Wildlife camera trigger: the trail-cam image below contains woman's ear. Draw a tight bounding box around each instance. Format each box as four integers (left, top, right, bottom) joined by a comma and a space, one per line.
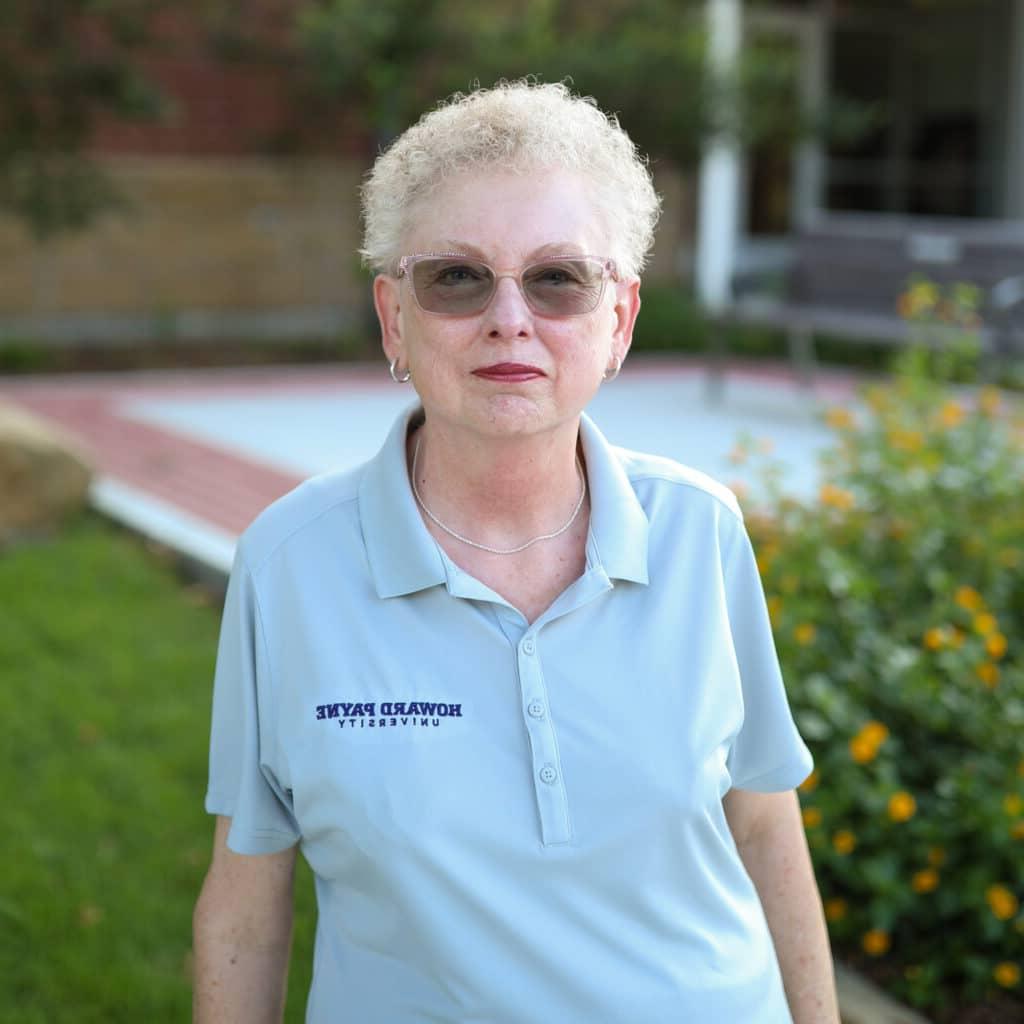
374, 274, 405, 367
611, 277, 641, 364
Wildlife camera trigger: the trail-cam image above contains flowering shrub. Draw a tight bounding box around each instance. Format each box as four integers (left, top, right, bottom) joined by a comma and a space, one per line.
743, 324, 1024, 1012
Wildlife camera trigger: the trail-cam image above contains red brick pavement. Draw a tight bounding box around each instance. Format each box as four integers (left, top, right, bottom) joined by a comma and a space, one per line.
0, 367, 384, 535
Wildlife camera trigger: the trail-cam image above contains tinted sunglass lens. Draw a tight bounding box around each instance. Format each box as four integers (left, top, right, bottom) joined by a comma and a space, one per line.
523, 260, 604, 315
411, 259, 494, 313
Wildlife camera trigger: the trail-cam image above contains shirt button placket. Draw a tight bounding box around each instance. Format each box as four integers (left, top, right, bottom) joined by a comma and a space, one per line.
518, 634, 570, 845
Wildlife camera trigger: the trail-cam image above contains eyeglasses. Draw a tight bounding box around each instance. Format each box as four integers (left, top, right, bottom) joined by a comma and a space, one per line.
396, 253, 619, 317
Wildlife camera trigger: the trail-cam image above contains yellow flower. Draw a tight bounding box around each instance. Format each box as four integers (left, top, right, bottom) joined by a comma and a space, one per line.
766, 595, 782, 627
888, 791, 917, 823
978, 387, 1001, 416
888, 428, 924, 453
819, 484, 855, 510
824, 898, 848, 922
948, 627, 965, 649
799, 770, 820, 794
923, 627, 946, 651
862, 929, 891, 956
1012, 821, 1024, 841
976, 662, 1001, 689
1004, 795, 1023, 818
974, 612, 998, 636
993, 962, 1020, 988
802, 808, 823, 828
986, 884, 1020, 921
912, 869, 939, 893
986, 633, 1008, 660
849, 736, 878, 764
927, 846, 947, 867
794, 623, 817, 646
825, 407, 855, 430
939, 401, 965, 428
832, 830, 857, 855
862, 721, 889, 747
955, 586, 984, 611
848, 721, 889, 765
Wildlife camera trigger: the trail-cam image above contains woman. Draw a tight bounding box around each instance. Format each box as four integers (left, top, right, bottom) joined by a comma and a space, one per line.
193, 81, 840, 1023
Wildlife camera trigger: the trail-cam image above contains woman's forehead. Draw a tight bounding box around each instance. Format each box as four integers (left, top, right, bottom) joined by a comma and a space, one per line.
419, 239, 590, 261
402, 168, 610, 260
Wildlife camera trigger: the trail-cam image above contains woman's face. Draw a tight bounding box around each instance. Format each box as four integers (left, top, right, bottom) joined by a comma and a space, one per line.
374, 168, 640, 446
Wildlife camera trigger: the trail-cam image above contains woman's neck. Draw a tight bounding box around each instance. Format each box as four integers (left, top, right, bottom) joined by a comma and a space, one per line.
407, 417, 586, 544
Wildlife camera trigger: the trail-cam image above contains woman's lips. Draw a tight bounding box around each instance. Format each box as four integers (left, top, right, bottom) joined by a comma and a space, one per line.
472, 363, 546, 382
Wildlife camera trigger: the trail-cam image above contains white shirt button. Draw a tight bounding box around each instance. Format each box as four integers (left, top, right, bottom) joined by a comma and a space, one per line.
539, 764, 558, 785
527, 701, 545, 719
522, 638, 536, 656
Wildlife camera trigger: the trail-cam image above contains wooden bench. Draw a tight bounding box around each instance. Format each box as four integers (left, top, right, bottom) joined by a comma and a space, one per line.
712, 213, 1024, 387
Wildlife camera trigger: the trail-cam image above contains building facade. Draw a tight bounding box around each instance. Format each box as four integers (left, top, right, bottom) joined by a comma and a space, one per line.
697, 0, 1024, 309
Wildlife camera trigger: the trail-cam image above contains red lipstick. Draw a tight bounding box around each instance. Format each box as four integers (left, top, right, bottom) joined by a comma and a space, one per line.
472, 362, 545, 382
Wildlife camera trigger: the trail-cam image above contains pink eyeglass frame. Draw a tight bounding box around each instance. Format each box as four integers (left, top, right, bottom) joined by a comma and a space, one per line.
395, 252, 620, 317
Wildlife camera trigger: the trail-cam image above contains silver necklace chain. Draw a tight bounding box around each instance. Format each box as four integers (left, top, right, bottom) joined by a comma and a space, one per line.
411, 436, 587, 555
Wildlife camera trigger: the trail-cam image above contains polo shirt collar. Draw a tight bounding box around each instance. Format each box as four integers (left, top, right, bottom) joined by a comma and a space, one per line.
359, 404, 448, 598
578, 412, 649, 585
359, 406, 650, 598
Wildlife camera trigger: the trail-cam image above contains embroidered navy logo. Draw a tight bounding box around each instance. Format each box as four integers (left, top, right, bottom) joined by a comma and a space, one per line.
314, 700, 463, 730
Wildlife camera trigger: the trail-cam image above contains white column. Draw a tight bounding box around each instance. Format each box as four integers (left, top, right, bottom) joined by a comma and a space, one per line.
695, 0, 743, 314
1005, 0, 1024, 217
792, 3, 831, 228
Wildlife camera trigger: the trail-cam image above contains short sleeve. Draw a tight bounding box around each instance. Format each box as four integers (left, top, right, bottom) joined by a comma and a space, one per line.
204, 545, 300, 854
722, 520, 813, 792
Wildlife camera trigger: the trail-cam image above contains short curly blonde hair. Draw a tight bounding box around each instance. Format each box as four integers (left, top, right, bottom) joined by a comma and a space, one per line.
360, 81, 661, 279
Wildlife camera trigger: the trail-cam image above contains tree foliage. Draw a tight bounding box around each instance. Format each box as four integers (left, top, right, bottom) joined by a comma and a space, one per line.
295, 0, 824, 166
0, 0, 171, 238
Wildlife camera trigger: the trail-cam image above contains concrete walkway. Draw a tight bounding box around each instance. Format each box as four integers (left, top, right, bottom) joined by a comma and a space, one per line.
0, 356, 859, 576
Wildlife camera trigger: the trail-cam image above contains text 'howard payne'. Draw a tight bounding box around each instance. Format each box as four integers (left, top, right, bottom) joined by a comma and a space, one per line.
314, 701, 463, 730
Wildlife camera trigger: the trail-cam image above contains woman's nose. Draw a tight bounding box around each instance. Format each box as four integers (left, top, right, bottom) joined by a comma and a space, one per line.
485, 276, 532, 337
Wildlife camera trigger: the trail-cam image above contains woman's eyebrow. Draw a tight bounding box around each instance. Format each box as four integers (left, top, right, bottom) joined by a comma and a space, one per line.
429, 242, 588, 260
530, 243, 587, 259
433, 241, 486, 257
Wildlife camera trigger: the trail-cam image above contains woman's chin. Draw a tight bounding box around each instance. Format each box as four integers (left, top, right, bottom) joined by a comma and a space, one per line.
477, 393, 581, 436
422, 393, 571, 441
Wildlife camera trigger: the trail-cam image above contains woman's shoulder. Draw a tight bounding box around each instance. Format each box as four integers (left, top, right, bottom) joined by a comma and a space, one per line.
610, 444, 743, 523
236, 463, 366, 574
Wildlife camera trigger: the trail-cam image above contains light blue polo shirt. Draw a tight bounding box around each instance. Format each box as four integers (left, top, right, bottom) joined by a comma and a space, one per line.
205, 404, 813, 1023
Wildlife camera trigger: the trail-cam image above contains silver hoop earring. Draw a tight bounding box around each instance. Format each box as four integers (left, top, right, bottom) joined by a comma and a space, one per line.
389, 358, 411, 384
603, 356, 621, 382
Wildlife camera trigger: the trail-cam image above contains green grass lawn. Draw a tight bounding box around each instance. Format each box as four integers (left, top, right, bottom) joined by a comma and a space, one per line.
0, 514, 316, 1022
